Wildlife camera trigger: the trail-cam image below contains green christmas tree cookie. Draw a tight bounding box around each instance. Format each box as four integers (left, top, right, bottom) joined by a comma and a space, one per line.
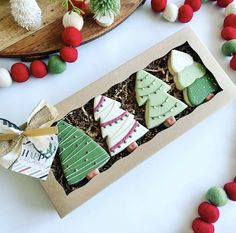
183, 73, 221, 107
174, 62, 206, 91
57, 121, 110, 185
135, 70, 187, 129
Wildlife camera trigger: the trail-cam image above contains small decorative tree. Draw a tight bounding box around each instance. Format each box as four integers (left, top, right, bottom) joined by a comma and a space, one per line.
135, 70, 187, 129
57, 120, 110, 185
94, 95, 148, 156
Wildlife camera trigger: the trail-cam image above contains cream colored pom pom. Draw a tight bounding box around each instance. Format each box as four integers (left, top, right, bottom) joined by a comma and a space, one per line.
10, 0, 42, 30
63, 11, 84, 31
163, 3, 178, 22
225, 2, 236, 16
0, 68, 12, 88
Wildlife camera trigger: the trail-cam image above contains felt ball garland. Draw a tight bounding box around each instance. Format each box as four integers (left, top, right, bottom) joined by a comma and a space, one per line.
0, 12, 83, 88
189, 177, 236, 233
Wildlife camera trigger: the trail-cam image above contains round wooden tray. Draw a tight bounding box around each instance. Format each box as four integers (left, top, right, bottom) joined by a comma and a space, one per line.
0, 0, 145, 61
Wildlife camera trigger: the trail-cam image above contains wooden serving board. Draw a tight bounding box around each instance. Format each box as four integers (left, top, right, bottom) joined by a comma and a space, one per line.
0, 0, 145, 61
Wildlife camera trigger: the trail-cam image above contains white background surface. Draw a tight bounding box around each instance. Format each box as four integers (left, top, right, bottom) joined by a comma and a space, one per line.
0, 1, 236, 232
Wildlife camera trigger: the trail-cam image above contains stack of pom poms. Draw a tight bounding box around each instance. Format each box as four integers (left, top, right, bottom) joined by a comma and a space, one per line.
189, 177, 236, 233
0, 25, 82, 88
151, 0, 202, 23
221, 2, 236, 70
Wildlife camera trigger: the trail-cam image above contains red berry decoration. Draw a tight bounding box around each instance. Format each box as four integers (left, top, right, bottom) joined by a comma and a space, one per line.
198, 202, 220, 223
224, 182, 236, 201
30, 60, 48, 78
192, 218, 215, 233
221, 27, 236, 40
185, 0, 201, 12
61, 27, 83, 47
151, 0, 167, 12
178, 4, 194, 23
224, 14, 236, 28
68, 0, 89, 12
217, 0, 233, 7
60, 46, 78, 63
11, 63, 29, 83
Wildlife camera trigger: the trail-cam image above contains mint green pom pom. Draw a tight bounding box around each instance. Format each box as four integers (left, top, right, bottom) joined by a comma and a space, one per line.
222, 40, 236, 56
206, 187, 228, 207
48, 55, 66, 74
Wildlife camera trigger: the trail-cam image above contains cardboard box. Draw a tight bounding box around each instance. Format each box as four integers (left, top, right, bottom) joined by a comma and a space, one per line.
41, 26, 236, 218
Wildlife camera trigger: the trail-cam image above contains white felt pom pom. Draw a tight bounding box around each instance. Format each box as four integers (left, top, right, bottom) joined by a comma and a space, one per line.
95, 14, 114, 27
10, 0, 42, 30
0, 68, 12, 88
63, 12, 84, 31
163, 3, 178, 22
225, 2, 236, 16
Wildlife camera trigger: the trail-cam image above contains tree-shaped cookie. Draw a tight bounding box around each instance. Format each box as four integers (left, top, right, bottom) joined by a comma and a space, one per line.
94, 95, 149, 156
57, 121, 110, 185
135, 70, 187, 129
183, 73, 221, 107
168, 50, 206, 90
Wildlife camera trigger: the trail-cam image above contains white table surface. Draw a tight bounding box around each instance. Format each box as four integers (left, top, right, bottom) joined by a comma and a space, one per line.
0, 1, 236, 233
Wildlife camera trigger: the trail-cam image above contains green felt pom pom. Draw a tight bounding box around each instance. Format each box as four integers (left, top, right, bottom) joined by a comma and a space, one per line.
48, 55, 67, 74
222, 40, 236, 56
206, 187, 228, 207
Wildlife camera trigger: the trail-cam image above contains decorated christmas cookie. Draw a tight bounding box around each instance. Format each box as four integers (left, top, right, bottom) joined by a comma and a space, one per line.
94, 95, 148, 156
57, 121, 110, 185
135, 70, 187, 129
168, 50, 194, 75
135, 70, 171, 106
173, 62, 206, 90
183, 73, 221, 107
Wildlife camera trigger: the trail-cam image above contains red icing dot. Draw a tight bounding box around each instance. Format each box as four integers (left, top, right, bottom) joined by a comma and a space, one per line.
151, 0, 167, 12
230, 55, 236, 70
61, 27, 82, 47
11, 63, 29, 83
198, 202, 220, 223
217, 0, 233, 7
60, 46, 78, 63
221, 27, 236, 40
224, 14, 236, 28
185, 0, 201, 12
30, 60, 48, 78
224, 182, 236, 200
178, 4, 194, 23
192, 218, 215, 233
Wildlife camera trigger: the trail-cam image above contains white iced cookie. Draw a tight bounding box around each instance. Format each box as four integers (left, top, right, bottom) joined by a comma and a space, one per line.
63, 11, 84, 31
95, 14, 115, 27
163, 3, 178, 22
168, 50, 194, 74
225, 2, 236, 16
10, 0, 42, 30
0, 68, 12, 88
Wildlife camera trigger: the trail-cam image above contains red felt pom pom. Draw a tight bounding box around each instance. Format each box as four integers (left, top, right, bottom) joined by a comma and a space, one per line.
61, 27, 82, 47
60, 46, 78, 63
224, 182, 236, 200
30, 60, 48, 78
11, 63, 29, 83
221, 27, 236, 40
185, 0, 201, 12
178, 4, 194, 23
224, 14, 236, 28
151, 0, 167, 12
192, 218, 215, 233
68, 0, 89, 12
217, 0, 233, 7
198, 202, 220, 223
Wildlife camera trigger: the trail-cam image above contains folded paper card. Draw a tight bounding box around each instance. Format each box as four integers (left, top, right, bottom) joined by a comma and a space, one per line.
0, 100, 59, 180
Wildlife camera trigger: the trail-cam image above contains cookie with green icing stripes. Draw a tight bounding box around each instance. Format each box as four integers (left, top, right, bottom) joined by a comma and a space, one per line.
57, 121, 110, 185
183, 73, 221, 107
174, 62, 206, 90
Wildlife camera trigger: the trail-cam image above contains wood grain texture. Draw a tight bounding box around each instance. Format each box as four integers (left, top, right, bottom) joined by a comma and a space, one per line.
0, 0, 145, 60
